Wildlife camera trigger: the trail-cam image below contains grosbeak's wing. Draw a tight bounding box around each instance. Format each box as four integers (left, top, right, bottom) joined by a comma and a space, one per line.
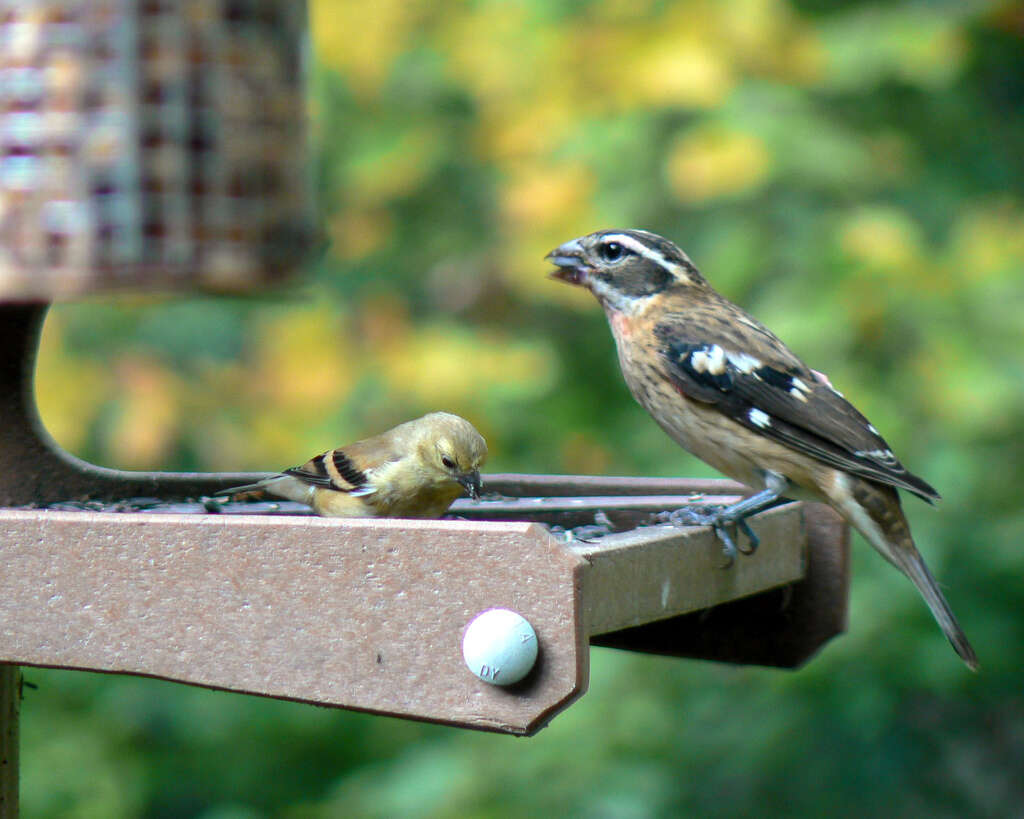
654, 310, 939, 503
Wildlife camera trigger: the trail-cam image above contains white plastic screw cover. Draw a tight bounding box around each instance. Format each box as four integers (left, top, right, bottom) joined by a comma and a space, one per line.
462, 608, 538, 686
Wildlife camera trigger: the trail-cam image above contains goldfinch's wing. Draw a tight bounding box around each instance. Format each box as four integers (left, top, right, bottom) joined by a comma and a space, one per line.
654, 312, 939, 502
283, 431, 402, 497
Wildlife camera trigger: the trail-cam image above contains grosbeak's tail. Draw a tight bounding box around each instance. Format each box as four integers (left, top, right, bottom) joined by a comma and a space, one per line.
897, 546, 980, 670
834, 477, 979, 671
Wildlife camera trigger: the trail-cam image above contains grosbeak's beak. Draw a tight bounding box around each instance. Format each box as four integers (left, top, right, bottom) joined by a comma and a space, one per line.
546, 239, 589, 286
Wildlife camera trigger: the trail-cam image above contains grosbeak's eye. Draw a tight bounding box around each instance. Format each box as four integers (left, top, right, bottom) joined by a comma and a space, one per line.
441, 456, 456, 469
599, 241, 624, 262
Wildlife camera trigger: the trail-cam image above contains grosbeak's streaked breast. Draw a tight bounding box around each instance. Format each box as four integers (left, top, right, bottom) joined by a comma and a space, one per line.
221, 412, 487, 519
547, 229, 977, 670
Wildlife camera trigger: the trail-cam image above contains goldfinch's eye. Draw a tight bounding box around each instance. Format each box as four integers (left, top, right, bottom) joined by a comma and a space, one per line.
441, 456, 456, 469
599, 241, 623, 262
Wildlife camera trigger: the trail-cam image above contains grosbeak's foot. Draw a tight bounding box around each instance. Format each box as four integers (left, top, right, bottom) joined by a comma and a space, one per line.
663, 504, 759, 565
665, 504, 722, 528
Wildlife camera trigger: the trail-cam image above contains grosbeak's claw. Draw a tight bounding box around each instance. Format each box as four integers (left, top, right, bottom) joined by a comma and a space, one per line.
711, 522, 738, 568
736, 518, 759, 554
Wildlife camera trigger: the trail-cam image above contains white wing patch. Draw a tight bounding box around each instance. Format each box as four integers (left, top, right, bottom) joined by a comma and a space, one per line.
789, 376, 811, 402
705, 344, 726, 375
726, 351, 762, 374
748, 408, 772, 428
855, 447, 897, 465
687, 344, 726, 375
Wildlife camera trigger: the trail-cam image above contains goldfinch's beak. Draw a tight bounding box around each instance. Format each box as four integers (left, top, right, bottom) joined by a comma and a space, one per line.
546, 238, 589, 286
458, 470, 482, 500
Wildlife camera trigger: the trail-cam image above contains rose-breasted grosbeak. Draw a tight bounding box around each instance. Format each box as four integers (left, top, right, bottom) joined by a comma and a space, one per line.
221, 412, 486, 518
547, 229, 977, 670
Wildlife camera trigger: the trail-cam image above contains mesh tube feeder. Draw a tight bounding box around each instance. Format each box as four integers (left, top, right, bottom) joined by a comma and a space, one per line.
0, 0, 310, 297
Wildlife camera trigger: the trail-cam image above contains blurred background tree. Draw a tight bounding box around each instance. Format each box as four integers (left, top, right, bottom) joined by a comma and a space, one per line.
24, 0, 1024, 815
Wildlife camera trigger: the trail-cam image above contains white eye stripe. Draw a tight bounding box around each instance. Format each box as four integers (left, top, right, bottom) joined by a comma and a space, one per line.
600, 234, 667, 264
599, 233, 693, 282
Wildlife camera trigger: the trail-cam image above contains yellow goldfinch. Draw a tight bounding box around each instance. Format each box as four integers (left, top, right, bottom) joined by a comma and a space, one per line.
547, 228, 977, 670
221, 412, 487, 519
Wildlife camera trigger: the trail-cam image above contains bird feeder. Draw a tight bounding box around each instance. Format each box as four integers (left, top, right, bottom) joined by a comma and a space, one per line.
0, 0, 310, 298
0, 2, 850, 815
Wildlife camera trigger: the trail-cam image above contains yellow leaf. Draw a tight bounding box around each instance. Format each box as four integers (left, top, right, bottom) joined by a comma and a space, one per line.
631, 40, 733, 108
35, 314, 113, 455
838, 207, 923, 273
666, 125, 772, 203
311, 0, 418, 94
251, 305, 355, 412
501, 162, 595, 228
378, 324, 558, 406
109, 356, 182, 469
950, 201, 1024, 281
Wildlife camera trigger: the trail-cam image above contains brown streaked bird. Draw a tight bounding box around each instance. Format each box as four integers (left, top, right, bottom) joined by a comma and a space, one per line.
547, 228, 978, 670
220, 412, 487, 519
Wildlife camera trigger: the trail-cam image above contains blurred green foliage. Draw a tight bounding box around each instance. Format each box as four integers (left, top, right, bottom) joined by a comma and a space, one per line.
23, 0, 1024, 815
